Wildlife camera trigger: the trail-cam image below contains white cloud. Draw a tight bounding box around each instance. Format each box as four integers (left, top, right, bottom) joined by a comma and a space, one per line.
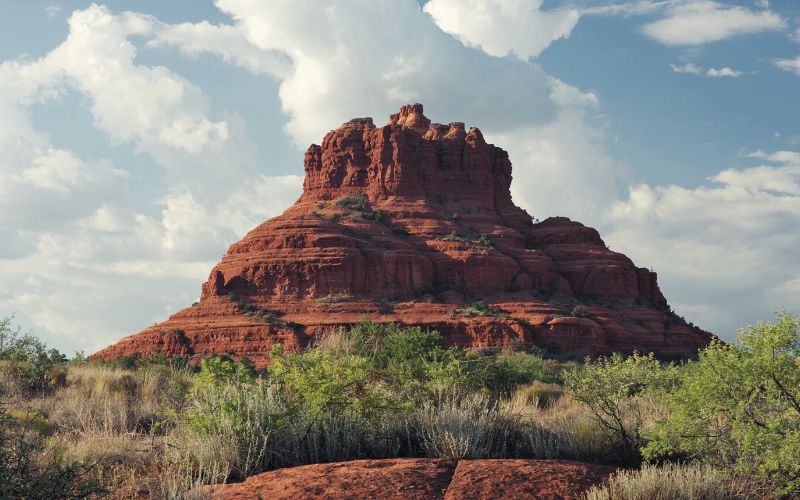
203, 0, 566, 147
0, 0, 626, 352
671, 62, 703, 74
671, 62, 742, 77
604, 151, 800, 339
642, 1, 786, 46
4, 0, 791, 352
148, 21, 293, 78
46, 6, 233, 157
423, 0, 580, 59
159, 0, 623, 226
0, 5, 304, 352
705, 66, 742, 77
775, 56, 800, 76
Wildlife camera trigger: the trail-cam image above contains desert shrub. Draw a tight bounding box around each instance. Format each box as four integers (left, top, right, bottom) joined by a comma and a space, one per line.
451, 301, 506, 319
335, 191, 369, 211
46, 364, 188, 436
390, 225, 409, 236
0, 404, 103, 498
643, 311, 800, 495
196, 355, 257, 386
504, 390, 609, 461
269, 410, 412, 467
342, 322, 444, 396
284, 323, 490, 406
270, 345, 393, 420
584, 463, 753, 500
440, 230, 468, 242
0, 316, 67, 396
361, 210, 384, 222
483, 352, 560, 393
414, 389, 522, 459
564, 352, 675, 464
183, 379, 283, 479
570, 305, 588, 318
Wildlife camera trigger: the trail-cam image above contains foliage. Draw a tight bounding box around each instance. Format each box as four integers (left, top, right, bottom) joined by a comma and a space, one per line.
569, 305, 588, 318
6, 314, 799, 496
483, 352, 561, 393
450, 301, 507, 320
184, 380, 282, 479
0, 316, 67, 396
440, 230, 468, 242
643, 311, 800, 495
564, 352, 675, 464
227, 293, 300, 329
0, 404, 104, 498
476, 233, 492, 247
335, 192, 369, 211
414, 389, 520, 459
390, 225, 409, 236
196, 355, 257, 386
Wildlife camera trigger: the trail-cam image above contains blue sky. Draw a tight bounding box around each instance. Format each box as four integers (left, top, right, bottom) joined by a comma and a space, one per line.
1, 0, 798, 353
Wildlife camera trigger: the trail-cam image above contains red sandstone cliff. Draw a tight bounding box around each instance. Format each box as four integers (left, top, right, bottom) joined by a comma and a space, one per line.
91, 104, 712, 366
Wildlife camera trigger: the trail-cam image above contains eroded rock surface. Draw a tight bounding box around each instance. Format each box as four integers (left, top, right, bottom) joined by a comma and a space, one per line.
91, 104, 712, 366
205, 458, 616, 499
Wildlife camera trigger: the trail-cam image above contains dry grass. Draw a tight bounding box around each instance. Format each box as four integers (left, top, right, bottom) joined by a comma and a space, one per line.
584, 463, 763, 500
504, 389, 609, 462
511, 381, 564, 408
414, 389, 521, 459
10, 364, 193, 498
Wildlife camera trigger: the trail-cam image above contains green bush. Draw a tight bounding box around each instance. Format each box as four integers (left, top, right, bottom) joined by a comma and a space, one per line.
643, 311, 800, 495
569, 305, 588, 318
335, 192, 369, 211
0, 316, 67, 396
184, 380, 282, 479
484, 352, 560, 393
451, 301, 506, 320
196, 355, 257, 386
564, 352, 676, 464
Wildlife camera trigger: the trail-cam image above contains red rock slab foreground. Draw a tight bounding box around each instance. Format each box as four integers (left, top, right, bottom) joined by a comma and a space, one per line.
208, 458, 617, 499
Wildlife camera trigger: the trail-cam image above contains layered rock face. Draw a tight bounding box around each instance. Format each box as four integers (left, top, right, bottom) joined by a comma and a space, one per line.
91, 104, 712, 366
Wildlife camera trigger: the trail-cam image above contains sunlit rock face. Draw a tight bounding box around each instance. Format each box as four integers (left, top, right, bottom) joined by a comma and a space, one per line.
91, 104, 712, 367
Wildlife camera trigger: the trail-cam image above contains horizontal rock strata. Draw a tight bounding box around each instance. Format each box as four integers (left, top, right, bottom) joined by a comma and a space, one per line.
91, 104, 712, 366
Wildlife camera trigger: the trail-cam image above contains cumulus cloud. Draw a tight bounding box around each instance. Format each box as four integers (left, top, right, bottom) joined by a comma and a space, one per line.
3, 0, 792, 351
147, 21, 293, 78
157, 0, 621, 223
603, 151, 800, 339
642, 1, 786, 46
423, 0, 580, 59
671, 62, 742, 77
0, 4, 304, 351
775, 56, 800, 76
705, 66, 742, 77
1, 0, 627, 351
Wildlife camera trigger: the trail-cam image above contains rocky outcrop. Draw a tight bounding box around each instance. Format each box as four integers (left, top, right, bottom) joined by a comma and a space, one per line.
91, 104, 712, 366
205, 458, 617, 499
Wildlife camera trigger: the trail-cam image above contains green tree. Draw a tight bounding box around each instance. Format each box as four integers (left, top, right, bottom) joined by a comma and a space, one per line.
643, 311, 800, 495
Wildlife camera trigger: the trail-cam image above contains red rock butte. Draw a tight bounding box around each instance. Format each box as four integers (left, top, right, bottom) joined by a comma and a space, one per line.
91, 104, 712, 366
